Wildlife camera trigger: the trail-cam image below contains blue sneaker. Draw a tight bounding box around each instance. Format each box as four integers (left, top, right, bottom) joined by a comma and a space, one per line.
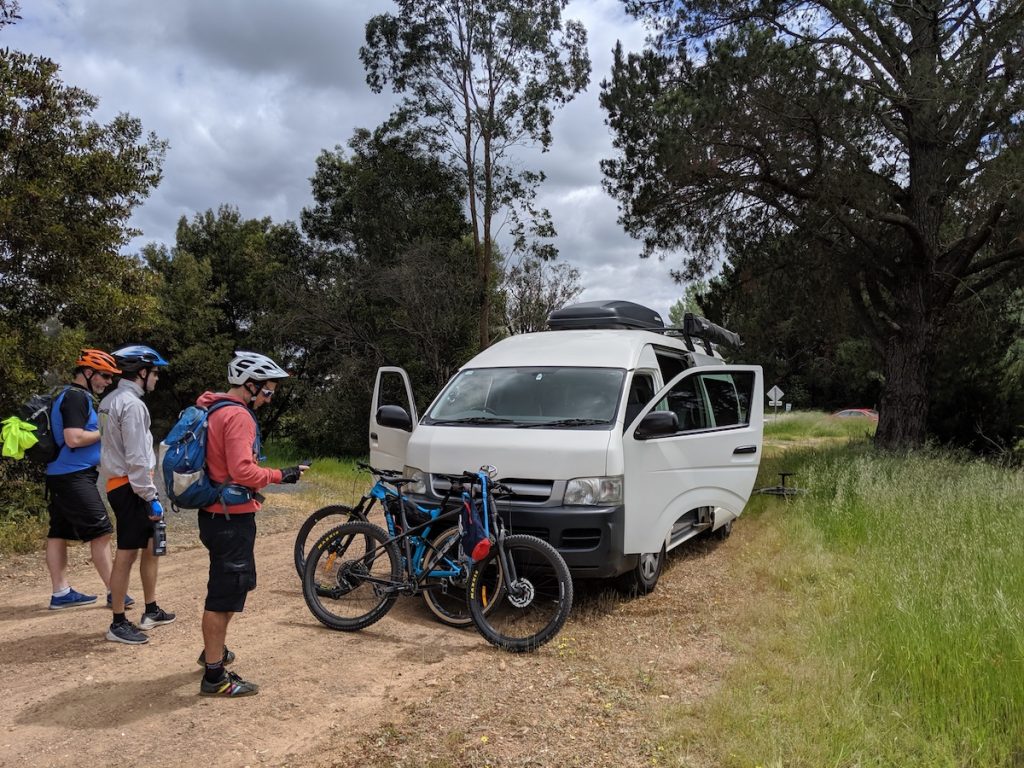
106, 593, 136, 609
49, 588, 98, 610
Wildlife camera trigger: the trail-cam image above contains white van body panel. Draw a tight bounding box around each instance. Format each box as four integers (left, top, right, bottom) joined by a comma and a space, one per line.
623, 365, 764, 553
369, 367, 417, 471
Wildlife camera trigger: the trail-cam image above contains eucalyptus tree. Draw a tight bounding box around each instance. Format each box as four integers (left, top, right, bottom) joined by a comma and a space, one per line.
362, 0, 590, 347
601, 0, 1024, 448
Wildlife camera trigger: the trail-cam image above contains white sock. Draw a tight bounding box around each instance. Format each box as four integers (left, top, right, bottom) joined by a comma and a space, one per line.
52, 587, 70, 598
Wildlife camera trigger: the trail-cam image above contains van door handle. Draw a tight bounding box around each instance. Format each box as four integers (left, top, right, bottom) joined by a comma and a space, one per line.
733, 445, 757, 455
370, 432, 378, 440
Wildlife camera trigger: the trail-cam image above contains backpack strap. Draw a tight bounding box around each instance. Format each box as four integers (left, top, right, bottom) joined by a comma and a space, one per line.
49, 386, 75, 450
205, 399, 261, 516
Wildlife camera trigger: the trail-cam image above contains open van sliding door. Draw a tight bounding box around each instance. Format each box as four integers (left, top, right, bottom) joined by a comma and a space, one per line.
369, 367, 419, 471
622, 365, 763, 555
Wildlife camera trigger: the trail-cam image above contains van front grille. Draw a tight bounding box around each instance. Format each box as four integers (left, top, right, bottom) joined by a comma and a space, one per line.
560, 528, 602, 549
510, 526, 550, 542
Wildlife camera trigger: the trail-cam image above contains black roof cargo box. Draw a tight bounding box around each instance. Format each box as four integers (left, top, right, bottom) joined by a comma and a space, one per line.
547, 300, 665, 331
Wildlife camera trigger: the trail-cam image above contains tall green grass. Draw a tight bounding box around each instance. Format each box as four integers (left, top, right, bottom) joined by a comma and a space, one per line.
764, 410, 877, 441
665, 441, 1024, 766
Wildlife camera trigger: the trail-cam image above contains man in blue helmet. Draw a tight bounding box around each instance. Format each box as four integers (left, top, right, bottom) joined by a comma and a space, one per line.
99, 345, 176, 645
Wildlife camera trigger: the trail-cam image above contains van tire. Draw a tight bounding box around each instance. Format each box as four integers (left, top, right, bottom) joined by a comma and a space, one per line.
713, 519, 734, 540
616, 543, 665, 596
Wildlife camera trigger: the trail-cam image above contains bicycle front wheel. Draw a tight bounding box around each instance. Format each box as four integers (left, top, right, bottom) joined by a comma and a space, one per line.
302, 521, 400, 631
294, 504, 367, 580
421, 527, 503, 628
468, 534, 573, 652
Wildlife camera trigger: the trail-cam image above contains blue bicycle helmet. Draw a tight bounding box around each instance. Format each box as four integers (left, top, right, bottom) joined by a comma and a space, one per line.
111, 344, 169, 372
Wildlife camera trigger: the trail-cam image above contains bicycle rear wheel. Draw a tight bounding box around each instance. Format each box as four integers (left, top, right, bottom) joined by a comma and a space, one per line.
302, 521, 400, 631
421, 527, 503, 628
294, 504, 367, 580
468, 534, 573, 652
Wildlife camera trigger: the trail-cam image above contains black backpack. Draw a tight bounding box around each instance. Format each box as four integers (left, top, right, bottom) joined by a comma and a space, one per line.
18, 387, 71, 464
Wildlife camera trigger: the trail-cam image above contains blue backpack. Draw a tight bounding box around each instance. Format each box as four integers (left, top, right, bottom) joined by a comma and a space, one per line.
161, 400, 257, 510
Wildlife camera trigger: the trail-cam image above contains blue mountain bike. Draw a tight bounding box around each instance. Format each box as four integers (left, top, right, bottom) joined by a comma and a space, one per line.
301, 466, 574, 652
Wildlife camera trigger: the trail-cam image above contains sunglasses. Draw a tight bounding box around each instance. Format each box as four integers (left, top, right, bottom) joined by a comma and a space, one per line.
260, 388, 275, 399
97, 372, 114, 381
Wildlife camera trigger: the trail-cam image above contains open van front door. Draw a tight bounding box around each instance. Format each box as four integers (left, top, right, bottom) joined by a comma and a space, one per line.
369, 367, 419, 471
622, 365, 764, 554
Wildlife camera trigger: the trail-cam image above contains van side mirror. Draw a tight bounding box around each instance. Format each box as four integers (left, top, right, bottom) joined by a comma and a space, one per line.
634, 411, 679, 440
376, 404, 412, 431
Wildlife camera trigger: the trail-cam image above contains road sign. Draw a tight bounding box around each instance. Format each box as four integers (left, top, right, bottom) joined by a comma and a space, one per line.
767, 385, 784, 402
769, 400, 782, 407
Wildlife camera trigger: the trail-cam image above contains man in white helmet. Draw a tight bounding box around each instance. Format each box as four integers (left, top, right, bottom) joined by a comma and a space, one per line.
195, 351, 308, 697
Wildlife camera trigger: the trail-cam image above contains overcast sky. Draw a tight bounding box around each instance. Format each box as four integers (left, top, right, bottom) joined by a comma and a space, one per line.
12, 0, 689, 322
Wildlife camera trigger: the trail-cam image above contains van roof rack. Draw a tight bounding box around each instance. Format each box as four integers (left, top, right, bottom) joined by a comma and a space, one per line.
546, 300, 741, 353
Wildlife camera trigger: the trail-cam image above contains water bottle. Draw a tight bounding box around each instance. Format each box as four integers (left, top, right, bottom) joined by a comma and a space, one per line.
152, 520, 168, 556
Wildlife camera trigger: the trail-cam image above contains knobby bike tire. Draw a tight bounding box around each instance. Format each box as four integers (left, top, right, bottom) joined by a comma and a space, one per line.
468, 534, 573, 653
293, 504, 368, 580
302, 521, 400, 631
420, 527, 503, 628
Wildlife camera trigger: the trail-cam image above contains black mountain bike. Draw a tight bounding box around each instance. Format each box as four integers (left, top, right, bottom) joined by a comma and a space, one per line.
302, 467, 574, 652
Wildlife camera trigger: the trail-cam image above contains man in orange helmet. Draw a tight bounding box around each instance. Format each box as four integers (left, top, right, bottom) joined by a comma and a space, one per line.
45, 349, 123, 610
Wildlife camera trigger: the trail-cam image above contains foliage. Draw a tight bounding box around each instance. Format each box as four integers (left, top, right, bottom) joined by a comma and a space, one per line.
293, 126, 480, 454
664, 435, 1024, 765
0, 49, 165, 417
362, 0, 591, 346
601, 0, 1024, 449
501, 255, 581, 335
667, 279, 707, 326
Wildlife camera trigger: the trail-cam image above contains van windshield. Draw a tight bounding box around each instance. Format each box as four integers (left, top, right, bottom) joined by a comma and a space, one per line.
425, 367, 626, 428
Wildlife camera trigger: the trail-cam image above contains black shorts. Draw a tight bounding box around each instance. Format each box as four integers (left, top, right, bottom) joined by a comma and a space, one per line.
198, 511, 257, 613
107, 484, 155, 550
46, 468, 114, 542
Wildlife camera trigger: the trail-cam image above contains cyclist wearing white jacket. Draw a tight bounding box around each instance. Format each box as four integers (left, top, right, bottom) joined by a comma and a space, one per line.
99, 345, 176, 645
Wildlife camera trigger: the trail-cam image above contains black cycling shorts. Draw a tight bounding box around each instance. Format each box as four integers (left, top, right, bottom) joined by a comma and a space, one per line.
198, 511, 257, 613
46, 468, 114, 543
107, 484, 155, 551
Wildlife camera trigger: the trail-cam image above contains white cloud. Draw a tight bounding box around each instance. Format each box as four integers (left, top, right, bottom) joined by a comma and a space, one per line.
10, 0, 689, 319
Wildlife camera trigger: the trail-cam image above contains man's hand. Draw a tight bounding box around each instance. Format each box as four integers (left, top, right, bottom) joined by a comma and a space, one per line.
149, 498, 164, 521
280, 465, 308, 484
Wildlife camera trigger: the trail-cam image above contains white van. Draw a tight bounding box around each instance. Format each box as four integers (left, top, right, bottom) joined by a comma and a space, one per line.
369, 300, 764, 593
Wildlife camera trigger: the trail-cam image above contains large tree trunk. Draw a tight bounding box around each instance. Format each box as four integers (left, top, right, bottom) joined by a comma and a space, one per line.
875, 313, 934, 450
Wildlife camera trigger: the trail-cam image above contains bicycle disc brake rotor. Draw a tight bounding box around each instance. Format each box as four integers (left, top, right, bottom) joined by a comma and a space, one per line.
507, 578, 535, 608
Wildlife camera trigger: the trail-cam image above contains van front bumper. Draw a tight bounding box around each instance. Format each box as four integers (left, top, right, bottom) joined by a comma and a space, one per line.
496, 503, 631, 579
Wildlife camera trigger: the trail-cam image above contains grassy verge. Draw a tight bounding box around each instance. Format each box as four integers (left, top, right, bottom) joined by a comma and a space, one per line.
663, 433, 1024, 766
765, 410, 876, 441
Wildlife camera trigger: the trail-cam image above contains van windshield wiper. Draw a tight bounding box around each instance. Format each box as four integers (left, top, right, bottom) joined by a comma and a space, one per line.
518, 418, 610, 428
430, 416, 516, 425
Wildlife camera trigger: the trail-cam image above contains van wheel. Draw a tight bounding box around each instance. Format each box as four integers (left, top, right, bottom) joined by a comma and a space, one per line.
713, 519, 734, 540
615, 543, 665, 596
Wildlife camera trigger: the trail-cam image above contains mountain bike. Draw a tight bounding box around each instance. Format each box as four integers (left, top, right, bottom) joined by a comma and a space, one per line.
296, 463, 490, 627
302, 466, 574, 652
292, 462, 404, 580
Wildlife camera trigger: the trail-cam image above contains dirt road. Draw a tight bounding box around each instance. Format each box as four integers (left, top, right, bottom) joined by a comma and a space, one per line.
0, 486, 747, 768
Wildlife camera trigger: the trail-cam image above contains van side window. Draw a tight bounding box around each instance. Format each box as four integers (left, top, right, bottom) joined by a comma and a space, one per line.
649, 371, 754, 433
623, 372, 657, 428
700, 373, 752, 427
655, 351, 686, 383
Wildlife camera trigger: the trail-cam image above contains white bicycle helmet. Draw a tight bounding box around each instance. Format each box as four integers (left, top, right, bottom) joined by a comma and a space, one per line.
227, 351, 290, 384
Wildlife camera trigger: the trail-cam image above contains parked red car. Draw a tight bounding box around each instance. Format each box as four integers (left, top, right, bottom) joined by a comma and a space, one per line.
831, 408, 879, 421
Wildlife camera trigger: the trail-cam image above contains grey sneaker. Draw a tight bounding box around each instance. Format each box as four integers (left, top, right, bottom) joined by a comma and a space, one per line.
105, 621, 149, 645
138, 607, 176, 630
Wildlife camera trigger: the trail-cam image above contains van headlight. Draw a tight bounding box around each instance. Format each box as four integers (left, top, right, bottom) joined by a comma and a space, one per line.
402, 466, 427, 495
564, 476, 623, 506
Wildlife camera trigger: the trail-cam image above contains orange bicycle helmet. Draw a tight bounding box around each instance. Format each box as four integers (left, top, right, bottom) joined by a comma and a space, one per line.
75, 348, 122, 374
